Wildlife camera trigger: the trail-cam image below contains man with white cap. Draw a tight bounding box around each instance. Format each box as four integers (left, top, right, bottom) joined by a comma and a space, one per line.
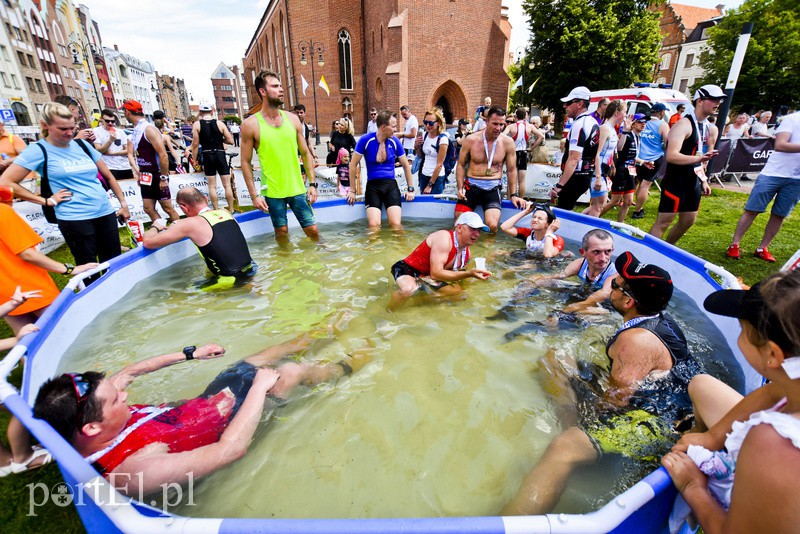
190, 104, 235, 211
649, 85, 725, 244
549, 86, 600, 211
389, 212, 492, 309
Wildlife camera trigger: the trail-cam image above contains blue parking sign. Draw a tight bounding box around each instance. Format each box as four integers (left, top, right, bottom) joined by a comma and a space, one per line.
0, 109, 15, 122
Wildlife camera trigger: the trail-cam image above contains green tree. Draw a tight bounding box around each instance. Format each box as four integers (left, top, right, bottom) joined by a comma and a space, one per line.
522, 0, 663, 126
697, 0, 800, 114
223, 115, 242, 125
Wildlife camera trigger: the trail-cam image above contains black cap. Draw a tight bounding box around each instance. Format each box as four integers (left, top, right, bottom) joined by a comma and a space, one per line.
153, 110, 165, 120
704, 283, 793, 353
615, 252, 673, 312
459, 118, 469, 125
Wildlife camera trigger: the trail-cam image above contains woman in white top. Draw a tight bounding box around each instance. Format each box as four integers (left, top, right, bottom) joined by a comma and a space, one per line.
585, 100, 625, 217
500, 201, 564, 258
663, 269, 800, 534
418, 108, 449, 195
722, 112, 751, 142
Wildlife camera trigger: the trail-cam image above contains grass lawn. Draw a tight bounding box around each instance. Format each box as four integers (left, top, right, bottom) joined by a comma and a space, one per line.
0, 186, 795, 531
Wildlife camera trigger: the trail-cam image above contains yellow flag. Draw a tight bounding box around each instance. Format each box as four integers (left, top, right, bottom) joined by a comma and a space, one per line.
318, 75, 330, 96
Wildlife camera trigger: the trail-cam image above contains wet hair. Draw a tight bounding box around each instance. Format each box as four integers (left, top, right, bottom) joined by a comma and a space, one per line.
376, 110, 393, 127
293, 104, 306, 112
515, 108, 526, 120
486, 106, 506, 120
40, 102, 75, 138
532, 204, 556, 224
425, 107, 445, 132
603, 100, 624, 121
176, 186, 208, 206
744, 270, 800, 356
581, 228, 613, 249
254, 69, 280, 95
33, 371, 106, 443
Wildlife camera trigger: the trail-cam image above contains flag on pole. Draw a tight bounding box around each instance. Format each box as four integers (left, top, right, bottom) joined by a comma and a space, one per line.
512, 77, 523, 90
318, 75, 330, 96
301, 75, 309, 96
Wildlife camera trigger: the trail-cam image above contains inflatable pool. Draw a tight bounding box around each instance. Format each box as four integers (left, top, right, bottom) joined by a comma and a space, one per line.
0, 197, 755, 533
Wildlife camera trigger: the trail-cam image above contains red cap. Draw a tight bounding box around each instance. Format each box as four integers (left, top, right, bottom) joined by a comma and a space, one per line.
122, 100, 143, 114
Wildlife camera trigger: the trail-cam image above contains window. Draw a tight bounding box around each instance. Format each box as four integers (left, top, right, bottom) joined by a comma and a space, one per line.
0, 45, 9, 60
0, 72, 9, 87
27, 54, 35, 67
342, 97, 353, 112
338, 29, 353, 91
13, 27, 22, 41
17, 51, 26, 66
11, 73, 19, 88
684, 53, 695, 68
26, 76, 35, 91
659, 54, 671, 71
678, 78, 688, 94
35, 78, 43, 92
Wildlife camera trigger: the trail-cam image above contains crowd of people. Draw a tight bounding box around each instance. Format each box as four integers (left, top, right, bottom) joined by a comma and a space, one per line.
0, 69, 798, 533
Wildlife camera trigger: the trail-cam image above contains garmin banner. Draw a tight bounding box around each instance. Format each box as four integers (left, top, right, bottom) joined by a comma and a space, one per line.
725, 138, 774, 174
706, 138, 732, 176
12, 201, 65, 255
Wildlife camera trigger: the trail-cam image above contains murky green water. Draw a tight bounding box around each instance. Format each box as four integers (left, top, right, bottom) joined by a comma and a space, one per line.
58, 219, 738, 518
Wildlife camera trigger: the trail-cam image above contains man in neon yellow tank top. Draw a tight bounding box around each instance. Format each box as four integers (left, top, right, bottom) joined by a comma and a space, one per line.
241, 70, 319, 241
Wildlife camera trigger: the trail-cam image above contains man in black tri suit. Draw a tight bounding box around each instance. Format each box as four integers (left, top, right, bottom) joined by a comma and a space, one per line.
191, 105, 235, 211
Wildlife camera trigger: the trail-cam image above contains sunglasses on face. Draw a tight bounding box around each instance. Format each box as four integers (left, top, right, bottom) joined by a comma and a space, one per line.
423, 120, 435, 126
103, 119, 115, 124
564, 99, 581, 106
611, 279, 637, 301
370, 112, 377, 116
67, 373, 91, 425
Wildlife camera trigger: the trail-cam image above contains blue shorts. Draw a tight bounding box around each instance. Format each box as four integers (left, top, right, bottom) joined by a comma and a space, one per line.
265, 193, 316, 228
744, 174, 800, 218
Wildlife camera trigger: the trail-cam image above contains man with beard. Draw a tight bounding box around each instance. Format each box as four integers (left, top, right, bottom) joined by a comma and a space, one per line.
502, 252, 699, 515
241, 70, 319, 241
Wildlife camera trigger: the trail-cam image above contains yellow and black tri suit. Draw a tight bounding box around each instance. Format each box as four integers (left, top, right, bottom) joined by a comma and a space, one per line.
196, 209, 257, 287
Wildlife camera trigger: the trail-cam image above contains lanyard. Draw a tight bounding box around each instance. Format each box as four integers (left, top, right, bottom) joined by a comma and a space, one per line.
84, 406, 169, 464
483, 132, 498, 169
452, 231, 467, 270
688, 114, 706, 156
615, 314, 660, 336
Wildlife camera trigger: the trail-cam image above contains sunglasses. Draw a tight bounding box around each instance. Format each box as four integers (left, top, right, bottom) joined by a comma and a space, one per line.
67, 373, 91, 425
564, 99, 582, 106
611, 279, 637, 301
370, 112, 377, 116
103, 119, 115, 124
423, 120, 435, 126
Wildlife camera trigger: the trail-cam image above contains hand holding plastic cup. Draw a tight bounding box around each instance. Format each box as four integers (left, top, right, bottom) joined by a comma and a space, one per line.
474, 257, 487, 271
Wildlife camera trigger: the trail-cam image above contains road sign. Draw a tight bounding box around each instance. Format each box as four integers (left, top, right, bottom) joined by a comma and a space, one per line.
0, 108, 17, 124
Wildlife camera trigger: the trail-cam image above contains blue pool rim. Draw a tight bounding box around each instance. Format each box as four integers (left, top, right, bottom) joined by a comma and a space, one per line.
3, 197, 753, 534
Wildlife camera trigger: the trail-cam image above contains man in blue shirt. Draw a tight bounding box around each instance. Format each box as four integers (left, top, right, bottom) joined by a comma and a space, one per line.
346, 110, 415, 230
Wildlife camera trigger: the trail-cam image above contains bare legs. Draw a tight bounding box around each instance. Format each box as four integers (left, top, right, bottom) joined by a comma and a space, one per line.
143, 199, 181, 224
649, 211, 698, 244
599, 192, 634, 222
730, 210, 785, 250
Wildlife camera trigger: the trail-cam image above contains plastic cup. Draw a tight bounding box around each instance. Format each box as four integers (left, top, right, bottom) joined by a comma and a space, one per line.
474, 257, 486, 270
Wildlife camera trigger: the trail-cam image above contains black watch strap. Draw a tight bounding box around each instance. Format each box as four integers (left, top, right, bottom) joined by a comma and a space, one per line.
183, 346, 196, 360
308, 182, 318, 188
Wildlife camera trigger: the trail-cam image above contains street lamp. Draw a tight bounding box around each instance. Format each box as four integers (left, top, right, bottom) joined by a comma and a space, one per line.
150, 81, 163, 111
68, 40, 103, 112
297, 40, 325, 145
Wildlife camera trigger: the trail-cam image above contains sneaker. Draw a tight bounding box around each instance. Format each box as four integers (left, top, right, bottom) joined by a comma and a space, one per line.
631, 209, 645, 219
754, 248, 776, 262
726, 244, 740, 259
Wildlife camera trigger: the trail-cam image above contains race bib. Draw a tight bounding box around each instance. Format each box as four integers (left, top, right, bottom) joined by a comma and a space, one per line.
627, 165, 637, 177
693, 165, 707, 181
140, 172, 153, 186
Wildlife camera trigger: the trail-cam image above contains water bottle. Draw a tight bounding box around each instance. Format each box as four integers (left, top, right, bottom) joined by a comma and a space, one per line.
1, 153, 9, 160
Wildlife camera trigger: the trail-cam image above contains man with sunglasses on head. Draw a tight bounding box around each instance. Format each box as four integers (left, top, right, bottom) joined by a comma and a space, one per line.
33, 332, 369, 496
528, 229, 616, 313
649, 85, 725, 244
503, 251, 699, 516
549, 86, 600, 211
92, 109, 135, 183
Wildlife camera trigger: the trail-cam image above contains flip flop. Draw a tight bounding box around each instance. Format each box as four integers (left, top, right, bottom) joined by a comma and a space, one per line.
10, 446, 53, 474
0, 461, 15, 477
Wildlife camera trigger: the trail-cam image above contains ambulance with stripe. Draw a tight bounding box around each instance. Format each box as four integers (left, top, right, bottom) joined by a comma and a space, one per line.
588, 84, 692, 120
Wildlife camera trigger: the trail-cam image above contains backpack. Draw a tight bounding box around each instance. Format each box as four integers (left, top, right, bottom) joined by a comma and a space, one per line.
36, 139, 95, 224
421, 132, 457, 179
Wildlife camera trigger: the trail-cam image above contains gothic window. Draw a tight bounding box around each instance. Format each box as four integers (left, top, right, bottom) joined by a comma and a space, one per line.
338, 29, 353, 91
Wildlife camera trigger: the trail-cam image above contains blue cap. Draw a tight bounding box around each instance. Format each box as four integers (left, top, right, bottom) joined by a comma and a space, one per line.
650, 103, 668, 112
633, 113, 647, 122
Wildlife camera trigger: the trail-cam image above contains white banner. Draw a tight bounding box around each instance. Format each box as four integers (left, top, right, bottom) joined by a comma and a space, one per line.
12, 201, 66, 254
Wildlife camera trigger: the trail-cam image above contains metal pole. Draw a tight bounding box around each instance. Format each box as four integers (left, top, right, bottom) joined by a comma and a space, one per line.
83, 42, 103, 112
311, 56, 320, 146
716, 22, 753, 125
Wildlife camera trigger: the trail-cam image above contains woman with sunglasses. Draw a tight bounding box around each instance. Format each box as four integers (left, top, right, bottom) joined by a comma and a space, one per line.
601, 113, 646, 221
500, 201, 564, 258
326, 118, 356, 165
418, 108, 450, 195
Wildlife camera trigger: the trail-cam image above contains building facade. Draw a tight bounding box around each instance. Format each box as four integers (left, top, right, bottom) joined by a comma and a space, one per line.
672, 17, 721, 97
211, 62, 246, 119
243, 0, 511, 134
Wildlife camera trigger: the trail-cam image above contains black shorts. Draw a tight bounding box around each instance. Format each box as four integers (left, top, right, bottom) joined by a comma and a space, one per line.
140, 177, 171, 201
635, 156, 663, 183
658, 172, 702, 213
203, 150, 230, 176
556, 172, 591, 211
365, 179, 402, 211
391, 260, 422, 281
610, 166, 636, 194
516, 150, 528, 171
110, 168, 134, 181
455, 179, 503, 214
201, 361, 283, 417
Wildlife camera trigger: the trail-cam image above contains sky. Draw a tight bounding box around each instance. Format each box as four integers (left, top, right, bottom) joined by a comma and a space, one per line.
78, 0, 745, 107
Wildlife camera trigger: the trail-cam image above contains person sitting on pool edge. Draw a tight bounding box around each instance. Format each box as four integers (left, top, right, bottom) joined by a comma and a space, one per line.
389, 211, 491, 310
499, 201, 565, 258
502, 252, 700, 515
143, 187, 256, 289
526, 228, 616, 313
32, 333, 369, 496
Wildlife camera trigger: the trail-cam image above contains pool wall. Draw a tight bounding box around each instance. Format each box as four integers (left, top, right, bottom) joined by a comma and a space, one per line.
3, 198, 754, 533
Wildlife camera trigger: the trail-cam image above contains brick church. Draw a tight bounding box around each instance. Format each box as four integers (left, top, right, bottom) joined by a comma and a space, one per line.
243, 0, 512, 134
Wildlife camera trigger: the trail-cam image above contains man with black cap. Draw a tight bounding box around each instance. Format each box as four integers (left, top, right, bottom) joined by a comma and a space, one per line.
649, 85, 725, 244
549, 86, 600, 211
632, 102, 671, 219
502, 251, 700, 516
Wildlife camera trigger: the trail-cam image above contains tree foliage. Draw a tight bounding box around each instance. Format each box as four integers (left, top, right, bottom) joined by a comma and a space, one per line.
698, 0, 800, 113
522, 0, 663, 124
223, 115, 242, 125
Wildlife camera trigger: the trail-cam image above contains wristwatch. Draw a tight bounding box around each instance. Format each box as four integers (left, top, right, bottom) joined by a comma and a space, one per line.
63, 263, 75, 275
308, 182, 318, 188
183, 346, 196, 360
407, 187, 415, 192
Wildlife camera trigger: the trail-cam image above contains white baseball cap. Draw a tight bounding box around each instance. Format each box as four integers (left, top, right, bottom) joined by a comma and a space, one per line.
455, 212, 490, 231
198, 104, 212, 112
560, 86, 591, 102
693, 84, 727, 101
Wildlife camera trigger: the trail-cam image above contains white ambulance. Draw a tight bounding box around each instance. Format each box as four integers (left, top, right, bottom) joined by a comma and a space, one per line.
588, 84, 692, 120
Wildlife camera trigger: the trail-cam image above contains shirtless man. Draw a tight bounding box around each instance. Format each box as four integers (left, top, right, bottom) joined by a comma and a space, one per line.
528, 229, 617, 313
389, 212, 491, 309
455, 106, 526, 232
504, 108, 545, 199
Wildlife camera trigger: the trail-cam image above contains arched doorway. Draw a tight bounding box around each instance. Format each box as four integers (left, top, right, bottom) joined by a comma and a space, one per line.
430, 80, 467, 127
11, 103, 31, 126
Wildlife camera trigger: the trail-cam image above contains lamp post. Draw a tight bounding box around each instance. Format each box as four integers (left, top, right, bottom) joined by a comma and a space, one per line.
514, 47, 525, 111
68, 40, 103, 112
297, 40, 325, 146
150, 81, 163, 112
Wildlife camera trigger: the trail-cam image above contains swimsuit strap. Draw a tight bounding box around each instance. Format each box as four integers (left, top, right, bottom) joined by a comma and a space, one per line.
84, 406, 169, 464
